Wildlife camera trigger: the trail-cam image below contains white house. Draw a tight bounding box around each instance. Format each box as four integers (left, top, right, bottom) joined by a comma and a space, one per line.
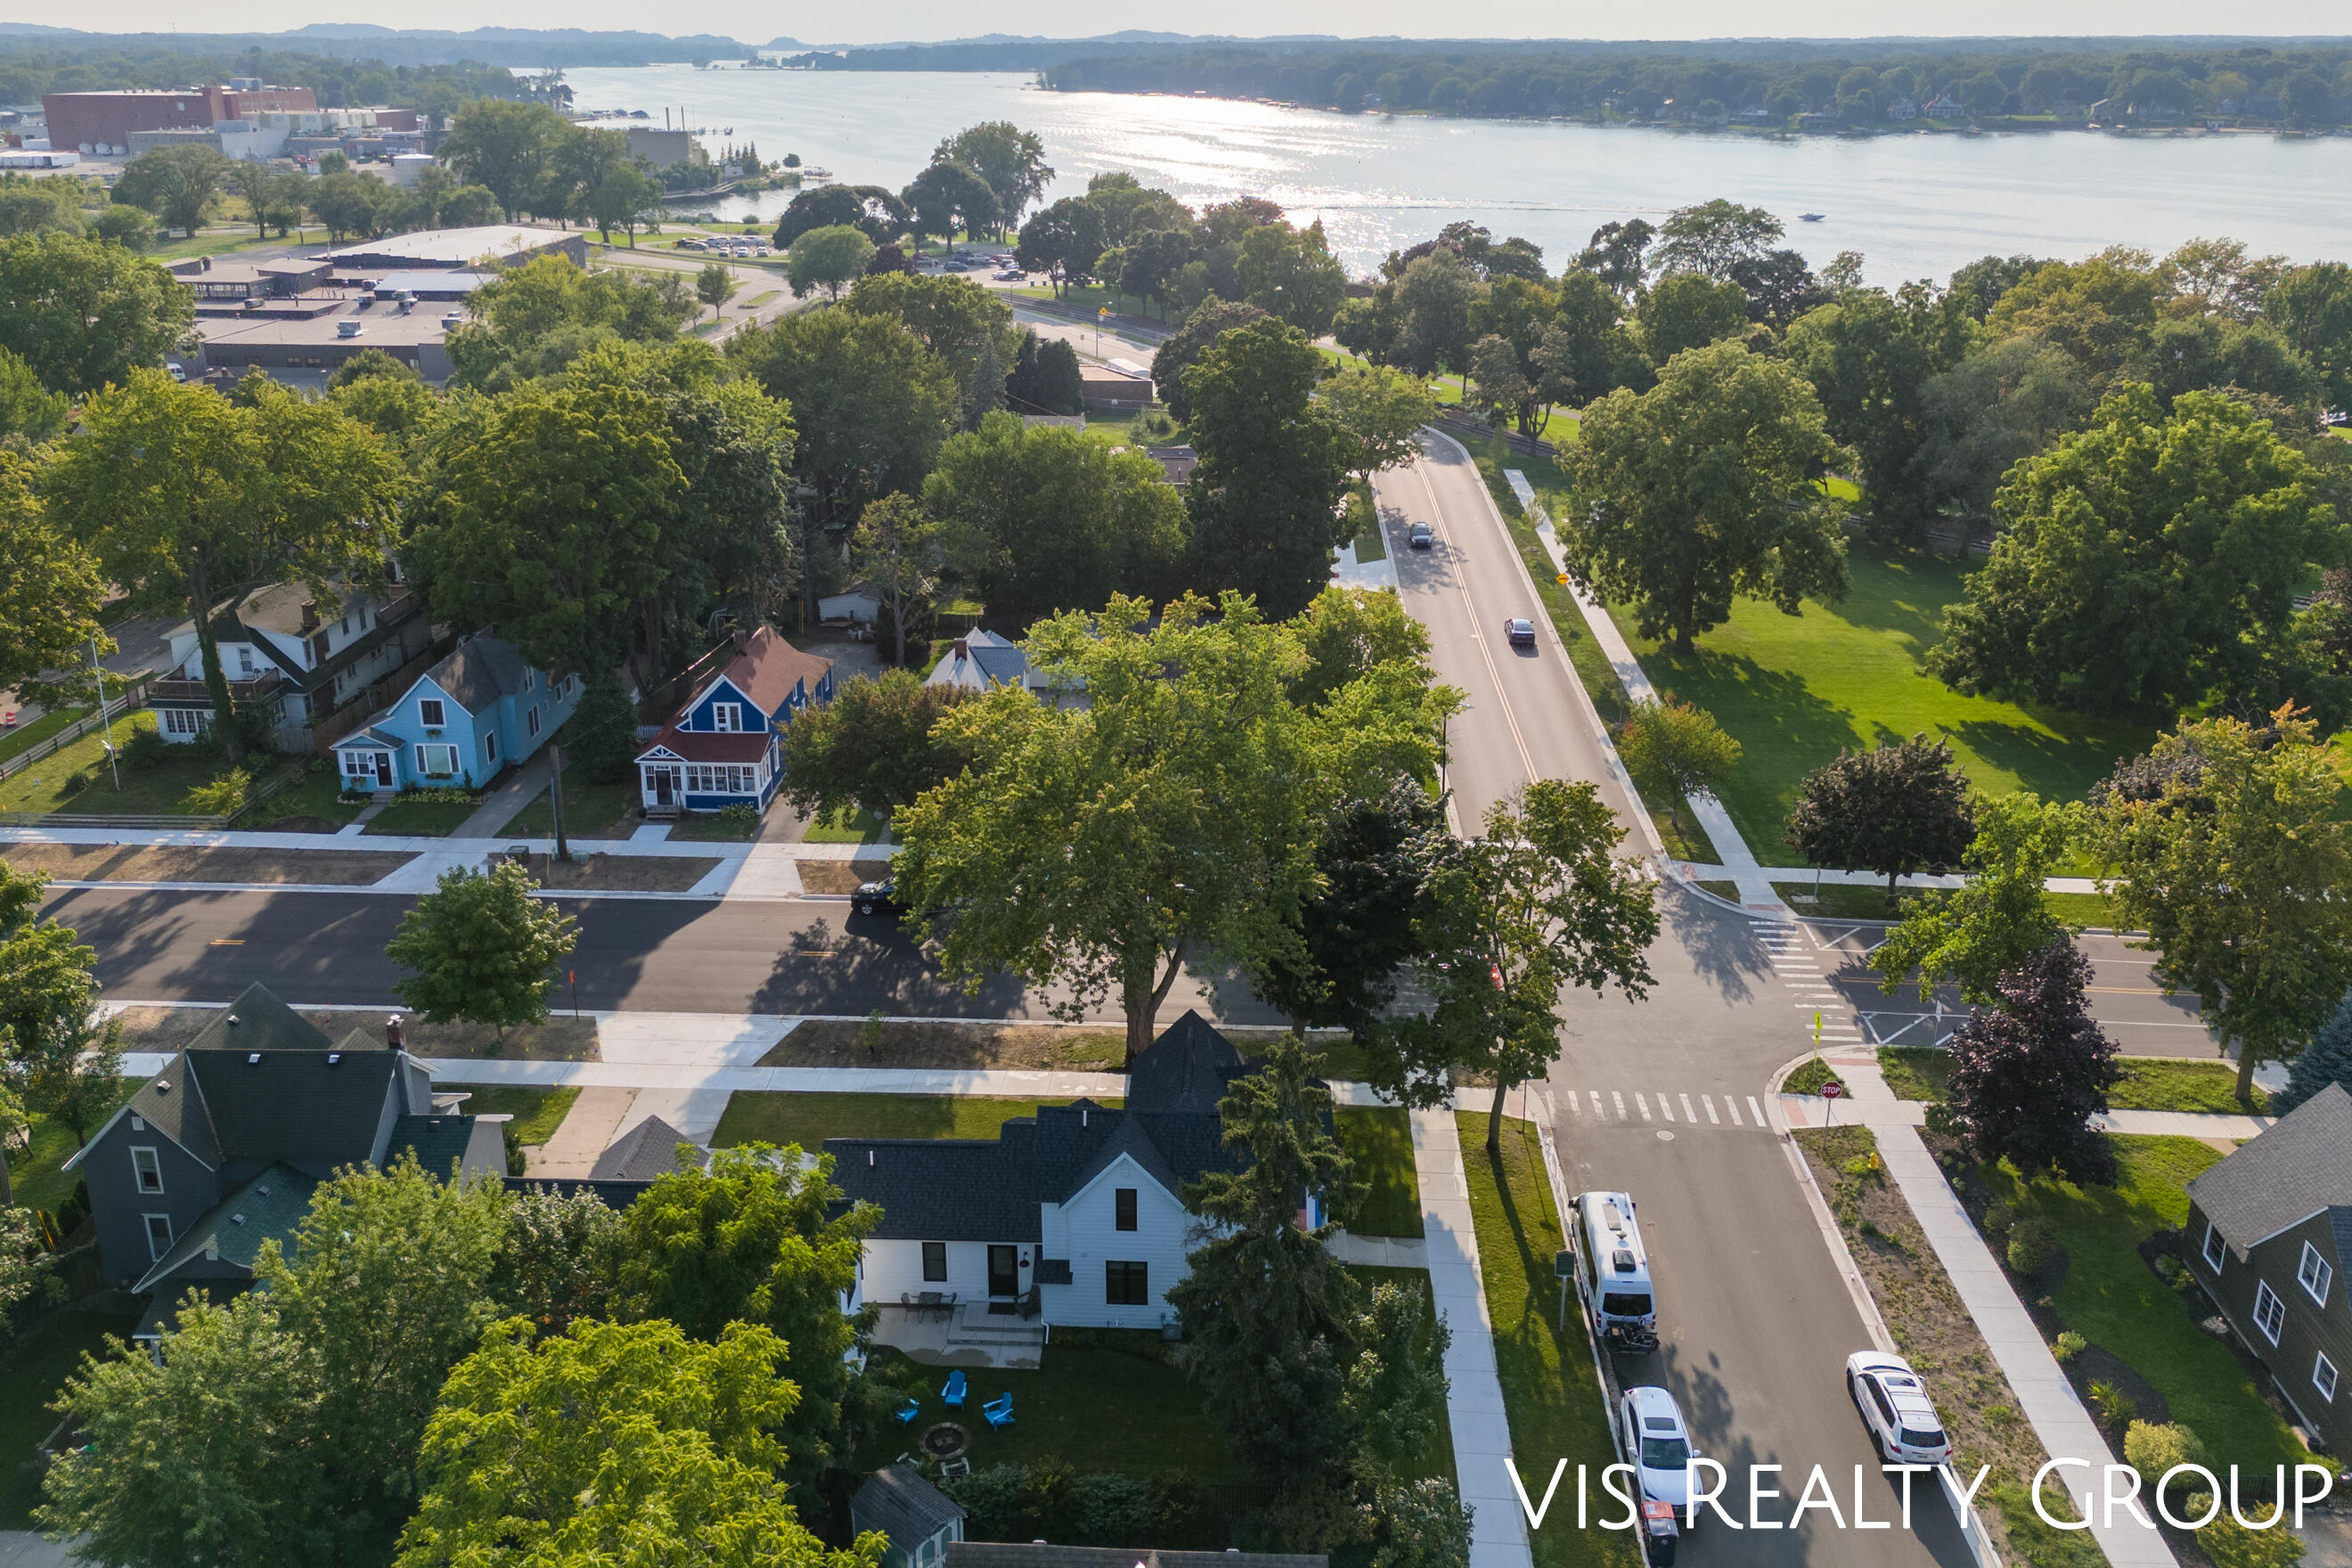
924, 630, 1087, 706
153, 579, 432, 743
827, 1013, 1323, 1329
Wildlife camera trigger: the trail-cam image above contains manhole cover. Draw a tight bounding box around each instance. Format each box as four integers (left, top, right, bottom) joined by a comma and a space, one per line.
921, 1422, 968, 1459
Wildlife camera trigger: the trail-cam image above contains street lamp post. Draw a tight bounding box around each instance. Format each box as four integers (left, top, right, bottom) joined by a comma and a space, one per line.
90, 633, 119, 792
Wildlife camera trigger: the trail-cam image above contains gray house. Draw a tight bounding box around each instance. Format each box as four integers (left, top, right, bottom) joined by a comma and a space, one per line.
852, 1463, 966, 1568
63, 983, 505, 1328
2185, 1082, 2352, 1458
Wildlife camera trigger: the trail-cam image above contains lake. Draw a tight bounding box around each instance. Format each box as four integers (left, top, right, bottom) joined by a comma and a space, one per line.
557, 64, 2352, 285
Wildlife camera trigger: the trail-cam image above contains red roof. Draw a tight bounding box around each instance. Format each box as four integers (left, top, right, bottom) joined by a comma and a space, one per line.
698, 625, 831, 718
636, 726, 771, 764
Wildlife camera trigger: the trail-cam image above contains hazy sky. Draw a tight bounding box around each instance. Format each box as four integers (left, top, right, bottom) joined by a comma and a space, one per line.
59, 0, 2352, 44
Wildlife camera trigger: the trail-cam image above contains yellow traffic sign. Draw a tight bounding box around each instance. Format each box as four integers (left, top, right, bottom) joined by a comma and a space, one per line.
1556, 572, 1568, 585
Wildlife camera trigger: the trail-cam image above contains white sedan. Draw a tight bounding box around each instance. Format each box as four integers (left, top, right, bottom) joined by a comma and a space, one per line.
1846, 1352, 1953, 1465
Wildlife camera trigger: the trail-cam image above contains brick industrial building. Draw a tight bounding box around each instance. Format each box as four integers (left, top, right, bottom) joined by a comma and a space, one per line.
42, 83, 320, 153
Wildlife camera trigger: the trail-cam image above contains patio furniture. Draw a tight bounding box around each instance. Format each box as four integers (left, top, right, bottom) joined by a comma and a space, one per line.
940, 1457, 971, 1479
894, 1395, 920, 1426
981, 1392, 1013, 1430
942, 1369, 968, 1409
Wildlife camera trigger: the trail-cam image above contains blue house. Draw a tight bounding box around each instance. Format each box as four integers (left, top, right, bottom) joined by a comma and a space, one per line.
633, 626, 835, 816
331, 632, 580, 793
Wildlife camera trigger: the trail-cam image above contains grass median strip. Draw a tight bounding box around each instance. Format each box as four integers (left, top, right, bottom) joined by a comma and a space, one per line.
1877, 1048, 2260, 1114
714, 1091, 1124, 1149
1, 843, 413, 886
1457, 1111, 1636, 1568
1336, 1107, 1424, 1238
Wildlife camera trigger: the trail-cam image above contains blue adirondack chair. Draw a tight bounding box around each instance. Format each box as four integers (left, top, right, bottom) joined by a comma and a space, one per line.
894, 1395, 920, 1426
942, 1369, 968, 1409
981, 1392, 1014, 1430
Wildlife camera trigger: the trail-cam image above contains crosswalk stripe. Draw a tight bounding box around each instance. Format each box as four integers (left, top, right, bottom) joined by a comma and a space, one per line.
1611, 1090, 1626, 1119
1591, 1090, 1605, 1120
1725, 1097, 1743, 1126
1657, 1092, 1674, 1122
1703, 1095, 1720, 1124
1748, 1095, 1768, 1125
1679, 1093, 1698, 1122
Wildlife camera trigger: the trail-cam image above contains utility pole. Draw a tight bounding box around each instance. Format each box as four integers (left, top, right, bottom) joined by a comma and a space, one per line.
549, 742, 570, 863
91, 633, 119, 791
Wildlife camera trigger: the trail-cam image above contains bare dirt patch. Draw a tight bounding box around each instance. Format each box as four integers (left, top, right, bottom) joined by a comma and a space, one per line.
5, 842, 413, 886
109, 1005, 600, 1062
796, 857, 897, 894
759, 1018, 1127, 1071
521, 851, 720, 893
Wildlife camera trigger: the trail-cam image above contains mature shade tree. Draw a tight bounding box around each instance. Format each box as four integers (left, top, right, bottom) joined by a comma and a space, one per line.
787, 224, 877, 301
565, 666, 643, 787
0, 864, 123, 1150
2263, 261, 2352, 416
1321, 362, 1438, 485
921, 412, 1188, 617
437, 97, 570, 219
0, 453, 104, 690
1465, 333, 1533, 432
1566, 339, 1844, 652
778, 670, 969, 824
1255, 773, 1451, 1036
1149, 298, 1268, 423
386, 862, 580, 1045
1939, 940, 2120, 1186
1165, 1040, 1368, 1531
1572, 217, 1655, 300
1872, 795, 2078, 1007
112, 143, 228, 237
1003, 331, 1083, 416
1637, 270, 1752, 365
2273, 994, 2352, 1117
549, 125, 663, 243
695, 259, 737, 322
396, 1318, 876, 1568
901, 159, 998, 251
1927, 387, 2345, 716
1015, 195, 1107, 289
1615, 697, 1741, 844
305, 168, 383, 243
897, 592, 1446, 1064
442, 254, 694, 392
1367, 782, 1658, 1153
490, 1184, 625, 1328
1184, 318, 1357, 617
848, 492, 945, 668
1547, 269, 1650, 404
772, 183, 905, 249
404, 377, 681, 667
2093, 705, 2352, 1103
1914, 335, 2095, 537
616, 1145, 879, 1486
1983, 249, 2160, 388
1237, 219, 1349, 335
1785, 734, 1975, 906
1784, 290, 1941, 543
44, 370, 403, 759
0, 230, 194, 396
1121, 225, 1198, 319
727, 307, 958, 624
1289, 582, 1446, 706
1727, 249, 1830, 329
935, 121, 1053, 231
1392, 249, 1475, 374
844, 271, 1021, 419
1650, 199, 1783, 280
0, 181, 83, 238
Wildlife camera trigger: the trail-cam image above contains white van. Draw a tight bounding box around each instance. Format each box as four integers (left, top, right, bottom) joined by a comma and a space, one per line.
1572, 1189, 1659, 1352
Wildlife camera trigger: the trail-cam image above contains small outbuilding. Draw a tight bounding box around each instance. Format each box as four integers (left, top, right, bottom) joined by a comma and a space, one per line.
852, 1463, 967, 1568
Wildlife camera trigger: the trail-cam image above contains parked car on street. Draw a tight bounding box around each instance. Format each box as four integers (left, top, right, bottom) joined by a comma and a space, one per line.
1845, 1352, 1953, 1465
853, 878, 903, 919
1408, 522, 1433, 549
1619, 1386, 1696, 1515
1505, 617, 1537, 648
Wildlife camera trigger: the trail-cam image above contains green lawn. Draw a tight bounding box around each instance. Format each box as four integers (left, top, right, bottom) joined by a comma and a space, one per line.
1346, 479, 1385, 562
148, 228, 282, 264
804, 805, 886, 845
713, 1092, 1121, 1150
1335, 1107, 1422, 1238
245, 764, 367, 829
1458, 1112, 1637, 1568
9, 1081, 143, 1218
1352, 1263, 1458, 1483
1783, 1056, 1838, 1095
0, 1309, 144, 1528
0, 712, 247, 817
2043, 890, 2121, 928
1989, 1137, 2307, 1474
1880, 1049, 2258, 1113
498, 780, 641, 839
667, 812, 763, 841
1774, 880, 1931, 920
459, 1083, 581, 1147
1878, 1046, 1950, 1103
0, 707, 89, 764
362, 795, 480, 837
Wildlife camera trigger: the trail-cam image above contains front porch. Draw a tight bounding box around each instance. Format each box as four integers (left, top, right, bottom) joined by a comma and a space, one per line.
870, 1299, 1048, 1370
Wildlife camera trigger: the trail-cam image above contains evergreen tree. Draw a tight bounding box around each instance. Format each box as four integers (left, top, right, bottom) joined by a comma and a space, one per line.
2274, 994, 2352, 1116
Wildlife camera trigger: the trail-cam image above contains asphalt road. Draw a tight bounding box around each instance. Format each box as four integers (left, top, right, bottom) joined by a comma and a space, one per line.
1378, 433, 1972, 1568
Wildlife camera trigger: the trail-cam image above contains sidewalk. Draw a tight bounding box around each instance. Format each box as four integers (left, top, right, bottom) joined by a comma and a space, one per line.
1815, 1054, 2181, 1568
1817, 1094, 2271, 1142
1409, 1106, 1532, 1568
453, 753, 551, 839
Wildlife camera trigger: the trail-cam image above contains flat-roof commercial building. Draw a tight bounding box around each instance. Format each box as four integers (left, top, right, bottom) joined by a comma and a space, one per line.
193, 299, 462, 386
43, 85, 316, 155
323, 225, 586, 272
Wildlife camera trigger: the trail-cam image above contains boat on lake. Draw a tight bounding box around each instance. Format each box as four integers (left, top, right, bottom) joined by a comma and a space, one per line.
1800, 212, 1826, 221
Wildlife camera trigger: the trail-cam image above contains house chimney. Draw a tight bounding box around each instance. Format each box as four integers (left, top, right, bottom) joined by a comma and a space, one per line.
386, 1014, 404, 1048
953, 637, 968, 660
299, 600, 320, 633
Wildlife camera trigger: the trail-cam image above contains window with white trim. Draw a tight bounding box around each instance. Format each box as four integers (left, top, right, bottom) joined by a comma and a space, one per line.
527, 706, 542, 738
2201, 1221, 2225, 1272
2254, 1279, 2288, 1344
143, 1213, 173, 1262
131, 1146, 163, 1195
713, 702, 743, 732
523, 668, 535, 692
2299, 1241, 2333, 1306
684, 764, 755, 795
922, 1242, 947, 1282
2317, 1352, 2340, 1404
418, 698, 445, 728
160, 707, 212, 737
483, 731, 498, 765
416, 743, 459, 779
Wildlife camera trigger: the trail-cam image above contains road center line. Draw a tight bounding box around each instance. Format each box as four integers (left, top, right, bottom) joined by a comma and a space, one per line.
1411, 453, 1539, 788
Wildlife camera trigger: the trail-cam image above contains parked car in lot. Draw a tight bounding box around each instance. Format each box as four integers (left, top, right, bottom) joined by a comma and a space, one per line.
1504, 617, 1537, 648
1619, 1385, 1697, 1515
853, 878, 902, 919
1408, 522, 1433, 549
1845, 1352, 1952, 1465
993, 267, 1025, 281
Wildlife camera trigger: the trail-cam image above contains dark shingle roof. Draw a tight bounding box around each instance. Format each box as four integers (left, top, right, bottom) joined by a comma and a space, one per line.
948, 1548, 1325, 1568
425, 633, 532, 715
826, 1135, 1042, 1243
185, 984, 333, 1054
388, 1115, 480, 1177
2190, 1082, 2352, 1251
185, 1048, 400, 1169
853, 1464, 966, 1545
591, 1116, 708, 1180
133, 1163, 319, 1294
1128, 1010, 1248, 1115
1062, 1112, 1181, 1202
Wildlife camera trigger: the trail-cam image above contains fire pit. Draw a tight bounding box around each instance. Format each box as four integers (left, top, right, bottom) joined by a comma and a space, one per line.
920, 1422, 968, 1460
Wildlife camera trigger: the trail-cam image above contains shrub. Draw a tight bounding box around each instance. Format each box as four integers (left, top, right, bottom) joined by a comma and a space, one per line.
2124, 1420, 2206, 1492
2180, 1498, 2305, 1568
1981, 1200, 2016, 1242
2006, 1213, 2061, 1278
2054, 1330, 2087, 1363
119, 725, 170, 772
59, 769, 91, 795
2089, 1380, 2136, 1431
2155, 1254, 2191, 1290
182, 766, 250, 815
718, 802, 759, 824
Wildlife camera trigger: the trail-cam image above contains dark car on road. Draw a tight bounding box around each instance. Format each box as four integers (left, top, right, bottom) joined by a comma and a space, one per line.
853, 878, 902, 919
1505, 617, 1537, 648
1408, 522, 1433, 549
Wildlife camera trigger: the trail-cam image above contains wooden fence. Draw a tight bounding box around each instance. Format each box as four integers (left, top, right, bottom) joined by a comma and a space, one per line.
0, 678, 157, 783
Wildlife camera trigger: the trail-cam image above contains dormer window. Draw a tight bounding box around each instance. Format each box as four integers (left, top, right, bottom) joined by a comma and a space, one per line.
713, 702, 742, 732
419, 698, 445, 728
